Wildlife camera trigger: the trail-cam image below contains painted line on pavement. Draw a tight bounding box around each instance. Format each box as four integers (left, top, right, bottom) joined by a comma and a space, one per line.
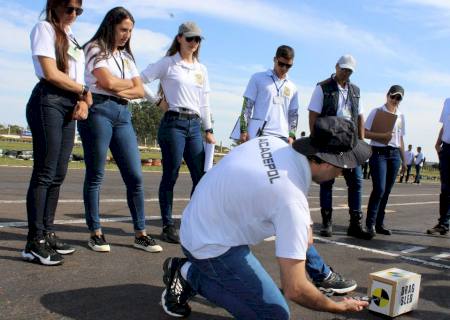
0, 198, 190, 204
431, 253, 450, 261
308, 193, 437, 199
309, 201, 438, 212
401, 246, 427, 253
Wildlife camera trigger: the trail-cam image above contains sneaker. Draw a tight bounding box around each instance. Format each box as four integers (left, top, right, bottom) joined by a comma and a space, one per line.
161, 257, 195, 317
45, 232, 76, 255
21, 238, 64, 266
314, 270, 357, 294
88, 234, 111, 252
426, 224, 449, 235
375, 225, 392, 235
134, 235, 163, 253
161, 225, 180, 244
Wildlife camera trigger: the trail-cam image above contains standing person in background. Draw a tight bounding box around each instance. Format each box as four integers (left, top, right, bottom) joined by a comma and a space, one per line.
364, 85, 407, 237
427, 98, 450, 235
140, 22, 215, 244
414, 147, 425, 184
400, 144, 414, 183
308, 54, 372, 239
22, 0, 92, 266
78, 7, 162, 253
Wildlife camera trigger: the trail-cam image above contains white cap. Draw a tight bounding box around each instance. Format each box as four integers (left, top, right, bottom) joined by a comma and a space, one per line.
337, 54, 357, 72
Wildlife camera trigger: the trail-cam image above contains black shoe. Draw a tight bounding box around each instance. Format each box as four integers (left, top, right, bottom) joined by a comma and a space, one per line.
367, 225, 376, 238
21, 238, 64, 266
426, 224, 449, 235
134, 235, 163, 253
320, 209, 333, 237
161, 257, 195, 317
375, 225, 392, 235
162, 225, 180, 244
347, 223, 374, 240
320, 224, 332, 237
45, 232, 76, 255
88, 234, 111, 252
314, 269, 357, 294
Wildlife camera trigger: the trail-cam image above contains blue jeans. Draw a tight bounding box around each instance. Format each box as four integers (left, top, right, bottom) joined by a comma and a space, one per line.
414, 165, 422, 183
183, 245, 290, 320
158, 113, 204, 226
439, 143, 450, 227
77, 97, 145, 232
365, 147, 401, 228
320, 166, 363, 212
305, 245, 331, 282
405, 164, 412, 182
26, 80, 77, 241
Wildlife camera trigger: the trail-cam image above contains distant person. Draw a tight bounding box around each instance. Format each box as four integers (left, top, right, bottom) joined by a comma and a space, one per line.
22, 0, 92, 266
78, 7, 162, 253
364, 85, 407, 236
161, 117, 370, 318
427, 98, 450, 235
140, 21, 215, 243
400, 144, 414, 183
413, 147, 425, 184
308, 54, 372, 239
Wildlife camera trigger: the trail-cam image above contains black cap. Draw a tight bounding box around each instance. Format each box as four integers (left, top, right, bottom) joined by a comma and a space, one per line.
292, 117, 372, 169
388, 85, 404, 97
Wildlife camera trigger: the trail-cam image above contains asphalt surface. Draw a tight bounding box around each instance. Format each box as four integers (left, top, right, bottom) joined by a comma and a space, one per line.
0, 166, 448, 320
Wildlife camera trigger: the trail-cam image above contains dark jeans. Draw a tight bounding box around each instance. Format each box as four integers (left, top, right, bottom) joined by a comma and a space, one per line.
366, 146, 401, 228
320, 166, 363, 213
183, 245, 290, 320
405, 164, 412, 182
158, 113, 204, 226
439, 143, 450, 228
414, 165, 422, 183
306, 245, 331, 282
77, 97, 145, 232
26, 80, 77, 241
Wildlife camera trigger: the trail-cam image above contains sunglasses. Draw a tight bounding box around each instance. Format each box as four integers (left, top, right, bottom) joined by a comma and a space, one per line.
185, 36, 201, 43
389, 94, 402, 101
277, 60, 293, 69
65, 6, 83, 16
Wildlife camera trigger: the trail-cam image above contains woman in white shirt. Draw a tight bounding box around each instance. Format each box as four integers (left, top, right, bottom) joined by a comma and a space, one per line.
141, 22, 215, 243
364, 85, 407, 236
22, 0, 92, 266
78, 7, 162, 253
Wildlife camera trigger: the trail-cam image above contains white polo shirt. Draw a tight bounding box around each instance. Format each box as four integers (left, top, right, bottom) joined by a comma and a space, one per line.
415, 152, 424, 166
84, 42, 139, 98
405, 150, 414, 165
440, 98, 450, 144
308, 81, 363, 120
365, 105, 405, 148
30, 21, 85, 84
140, 53, 212, 130
180, 137, 311, 260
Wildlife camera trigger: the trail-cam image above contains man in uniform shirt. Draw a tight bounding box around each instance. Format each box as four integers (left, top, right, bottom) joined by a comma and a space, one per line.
308, 54, 372, 239
413, 146, 425, 184
427, 98, 450, 235
400, 144, 414, 183
160, 117, 371, 318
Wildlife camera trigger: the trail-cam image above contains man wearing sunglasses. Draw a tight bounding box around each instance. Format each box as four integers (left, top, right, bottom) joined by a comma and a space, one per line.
308, 54, 373, 240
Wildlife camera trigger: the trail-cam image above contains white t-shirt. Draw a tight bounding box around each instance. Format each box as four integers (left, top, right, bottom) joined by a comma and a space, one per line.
30, 21, 85, 84
365, 105, 405, 148
415, 152, 424, 166
180, 137, 312, 260
405, 150, 414, 165
440, 98, 450, 144
140, 52, 212, 130
84, 42, 139, 98
243, 70, 299, 139
308, 82, 363, 120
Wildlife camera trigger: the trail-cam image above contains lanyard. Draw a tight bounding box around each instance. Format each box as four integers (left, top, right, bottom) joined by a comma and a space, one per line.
270, 75, 287, 96
338, 86, 350, 109
68, 34, 82, 50
112, 52, 125, 79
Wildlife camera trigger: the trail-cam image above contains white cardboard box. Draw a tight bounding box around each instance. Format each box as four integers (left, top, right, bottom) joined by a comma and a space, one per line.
367, 268, 421, 317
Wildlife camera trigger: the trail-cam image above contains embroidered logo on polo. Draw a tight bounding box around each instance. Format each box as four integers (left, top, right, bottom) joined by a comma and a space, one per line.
372, 288, 390, 308
283, 86, 291, 97
194, 72, 204, 85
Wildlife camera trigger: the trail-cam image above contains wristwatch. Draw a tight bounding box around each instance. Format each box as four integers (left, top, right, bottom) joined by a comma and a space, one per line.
205, 128, 214, 134
80, 85, 89, 97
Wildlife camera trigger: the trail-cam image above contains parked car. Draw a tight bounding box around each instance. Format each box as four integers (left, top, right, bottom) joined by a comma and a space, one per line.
0, 149, 3, 156
4, 150, 18, 158
17, 150, 33, 160
71, 153, 84, 161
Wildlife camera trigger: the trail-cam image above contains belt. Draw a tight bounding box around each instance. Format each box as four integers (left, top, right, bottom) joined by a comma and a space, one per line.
372, 145, 398, 151
165, 110, 199, 120
92, 93, 128, 106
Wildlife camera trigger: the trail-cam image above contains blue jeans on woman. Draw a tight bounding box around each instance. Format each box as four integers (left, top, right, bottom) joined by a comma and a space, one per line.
158, 112, 205, 227
366, 146, 401, 228
439, 143, 450, 228
26, 80, 77, 241
183, 245, 290, 320
77, 97, 145, 232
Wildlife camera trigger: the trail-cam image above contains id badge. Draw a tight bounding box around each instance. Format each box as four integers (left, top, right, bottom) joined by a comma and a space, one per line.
273, 96, 283, 104
68, 46, 82, 61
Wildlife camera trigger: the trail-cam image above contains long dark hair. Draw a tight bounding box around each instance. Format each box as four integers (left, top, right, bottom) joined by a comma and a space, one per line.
43, 0, 82, 73
165, 34, 201, 60
84, 7, 135, 65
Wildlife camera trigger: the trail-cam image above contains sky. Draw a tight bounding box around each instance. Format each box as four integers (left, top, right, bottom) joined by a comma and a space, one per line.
1, 0, 449, 162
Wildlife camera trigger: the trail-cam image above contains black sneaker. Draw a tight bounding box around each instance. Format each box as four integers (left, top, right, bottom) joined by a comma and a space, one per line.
375, 225, 392, 235
88, 234, 111, 252
426, 224, 449, 235
161, 257, 195, 317
21, 238, 64, 266
161, 225, 180, 244
134, 235, 163, 253
314, 270, 357, 294
45, 232, 76, 255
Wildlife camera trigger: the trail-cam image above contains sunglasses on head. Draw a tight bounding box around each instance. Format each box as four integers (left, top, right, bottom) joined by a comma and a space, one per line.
65, 6, 83, 16
185, 36, 201, 43
389, 94, 402, 101
277, 60, 293, 69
